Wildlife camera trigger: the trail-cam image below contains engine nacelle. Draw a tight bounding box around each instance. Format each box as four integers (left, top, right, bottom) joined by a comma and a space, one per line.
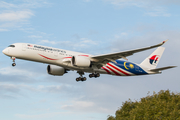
72, 56, 91, 67
47, 65, 66, 76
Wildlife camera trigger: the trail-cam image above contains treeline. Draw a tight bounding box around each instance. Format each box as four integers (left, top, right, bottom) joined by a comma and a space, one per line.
107, 90, 180, 120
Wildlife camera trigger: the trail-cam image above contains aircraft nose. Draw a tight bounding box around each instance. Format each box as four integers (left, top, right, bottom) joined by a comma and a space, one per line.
2, 48, 8, 55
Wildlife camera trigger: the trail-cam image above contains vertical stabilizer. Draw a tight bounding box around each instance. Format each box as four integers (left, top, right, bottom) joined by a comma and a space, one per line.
140, 47, 165, 69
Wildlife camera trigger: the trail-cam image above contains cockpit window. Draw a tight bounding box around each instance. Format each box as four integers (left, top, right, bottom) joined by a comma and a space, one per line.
8, 45, 15, 47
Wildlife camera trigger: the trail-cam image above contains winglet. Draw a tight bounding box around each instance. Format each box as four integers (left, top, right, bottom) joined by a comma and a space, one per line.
162, 39, 168, 44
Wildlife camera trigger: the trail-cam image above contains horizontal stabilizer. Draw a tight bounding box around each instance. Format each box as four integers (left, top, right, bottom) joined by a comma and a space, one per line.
150, 66, 177, 72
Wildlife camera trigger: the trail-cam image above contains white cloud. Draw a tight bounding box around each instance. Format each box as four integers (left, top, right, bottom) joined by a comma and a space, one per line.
0, 1, 51, 31
146, 12, 171, 17
28, 35, 43, 38
62, 101, 94, 109
120, 32, 128, 36
15, 112, 70, 119
0, 67, 36, 77
145, 7, 171, 17
0, 22, 17, 28
80, 38, 97, 45
61, 100, 110, 113
40, 40, 57, 45
36, 84, 73, 93
83, 0, 92, 2
0, 1, 17, 9
0, 83, 20, 93
0, 28, 8, 31
104, 0, 180, 7
103, 0, 173, 17
39, 38, 98, 50
0, 10, 34, 21
0, 83, 74, 96
0, 10, 34, 31
104, 0, 144, 8
0, 0, 52, 9
19, 0, 52, 8
114, 32, 128, 39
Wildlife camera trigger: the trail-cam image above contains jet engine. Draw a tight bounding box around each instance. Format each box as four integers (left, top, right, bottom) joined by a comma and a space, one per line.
47, 65, 67, 76
72, 56, 91, 67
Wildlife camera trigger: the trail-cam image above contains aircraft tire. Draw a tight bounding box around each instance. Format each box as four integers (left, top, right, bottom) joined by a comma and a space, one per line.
12, 63, 16, 67
81, 77, 86, 81
76, 78, 80, 82
89, 74, 93, 78
96, 73, 100, 77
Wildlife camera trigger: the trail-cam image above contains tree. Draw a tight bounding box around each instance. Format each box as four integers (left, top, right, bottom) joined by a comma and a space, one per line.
107, 90, 180, 120
107, 115, 115, 120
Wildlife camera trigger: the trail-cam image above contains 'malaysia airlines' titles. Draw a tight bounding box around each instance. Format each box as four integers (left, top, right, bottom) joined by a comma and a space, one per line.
29, 44, 66, 53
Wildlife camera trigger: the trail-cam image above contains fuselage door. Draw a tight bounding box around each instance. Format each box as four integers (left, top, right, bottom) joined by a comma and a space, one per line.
22, 44, 26, 51
54, 50, 58, 57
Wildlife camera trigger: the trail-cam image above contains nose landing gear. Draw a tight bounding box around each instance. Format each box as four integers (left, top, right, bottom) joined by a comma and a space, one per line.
11, 57, 16, 67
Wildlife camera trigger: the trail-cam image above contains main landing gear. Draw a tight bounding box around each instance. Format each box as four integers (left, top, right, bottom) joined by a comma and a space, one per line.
76, 71, 87, 82
76, 77, 87, 82
89, 73, 100, 78
76, 72, 101, 82
11, 57, 16, 67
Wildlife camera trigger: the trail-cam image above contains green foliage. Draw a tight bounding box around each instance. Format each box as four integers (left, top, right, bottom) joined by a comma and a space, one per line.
107, 90, 180, 120
107, 115, 115, 120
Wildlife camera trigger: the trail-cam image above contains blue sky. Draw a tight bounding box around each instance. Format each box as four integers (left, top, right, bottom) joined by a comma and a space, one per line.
0, 0, 180, 120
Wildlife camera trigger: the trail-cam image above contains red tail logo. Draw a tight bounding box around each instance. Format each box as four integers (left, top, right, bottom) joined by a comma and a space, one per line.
149, 55, 159, 64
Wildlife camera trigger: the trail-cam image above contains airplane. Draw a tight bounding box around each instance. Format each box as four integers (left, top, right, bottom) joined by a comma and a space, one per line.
2, 40, 176, 82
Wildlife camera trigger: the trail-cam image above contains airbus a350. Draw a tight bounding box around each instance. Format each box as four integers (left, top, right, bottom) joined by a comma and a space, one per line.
2, 40, 176, 82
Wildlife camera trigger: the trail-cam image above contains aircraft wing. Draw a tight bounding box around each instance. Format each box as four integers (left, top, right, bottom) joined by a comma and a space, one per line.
91, 40, 168, 68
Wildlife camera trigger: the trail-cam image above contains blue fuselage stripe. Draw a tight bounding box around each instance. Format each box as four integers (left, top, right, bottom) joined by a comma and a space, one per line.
109, 60, 148, 75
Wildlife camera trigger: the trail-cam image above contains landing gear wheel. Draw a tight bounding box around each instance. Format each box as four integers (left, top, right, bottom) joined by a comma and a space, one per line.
76, 77, 81, 82
76, 78, 79, 82
96, 73, 100, 77
89, 74, 93, 78
89, 73, 95, 78
81, 77, 86, 81
12, 63, 16, 67
95, 73, 100, 78
89, 73, 100, 78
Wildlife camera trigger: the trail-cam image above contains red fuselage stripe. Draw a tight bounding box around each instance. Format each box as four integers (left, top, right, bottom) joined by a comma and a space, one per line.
107, 63, 130, 76
102, 67, 111, 74
39, 54, 58, 60
79, 55, 89, 57
63, 57, 72, 59
106, 66, 121, 76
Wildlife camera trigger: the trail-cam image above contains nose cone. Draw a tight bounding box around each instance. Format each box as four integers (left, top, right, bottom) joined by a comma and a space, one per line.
2, 48, 8, 55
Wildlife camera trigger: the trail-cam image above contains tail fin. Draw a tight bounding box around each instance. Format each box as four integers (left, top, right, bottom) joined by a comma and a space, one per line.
140, 47, 165, 69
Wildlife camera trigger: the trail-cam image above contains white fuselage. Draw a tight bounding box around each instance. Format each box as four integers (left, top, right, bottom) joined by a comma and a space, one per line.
2, 43, 107, 74
3, 42, 161, 78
